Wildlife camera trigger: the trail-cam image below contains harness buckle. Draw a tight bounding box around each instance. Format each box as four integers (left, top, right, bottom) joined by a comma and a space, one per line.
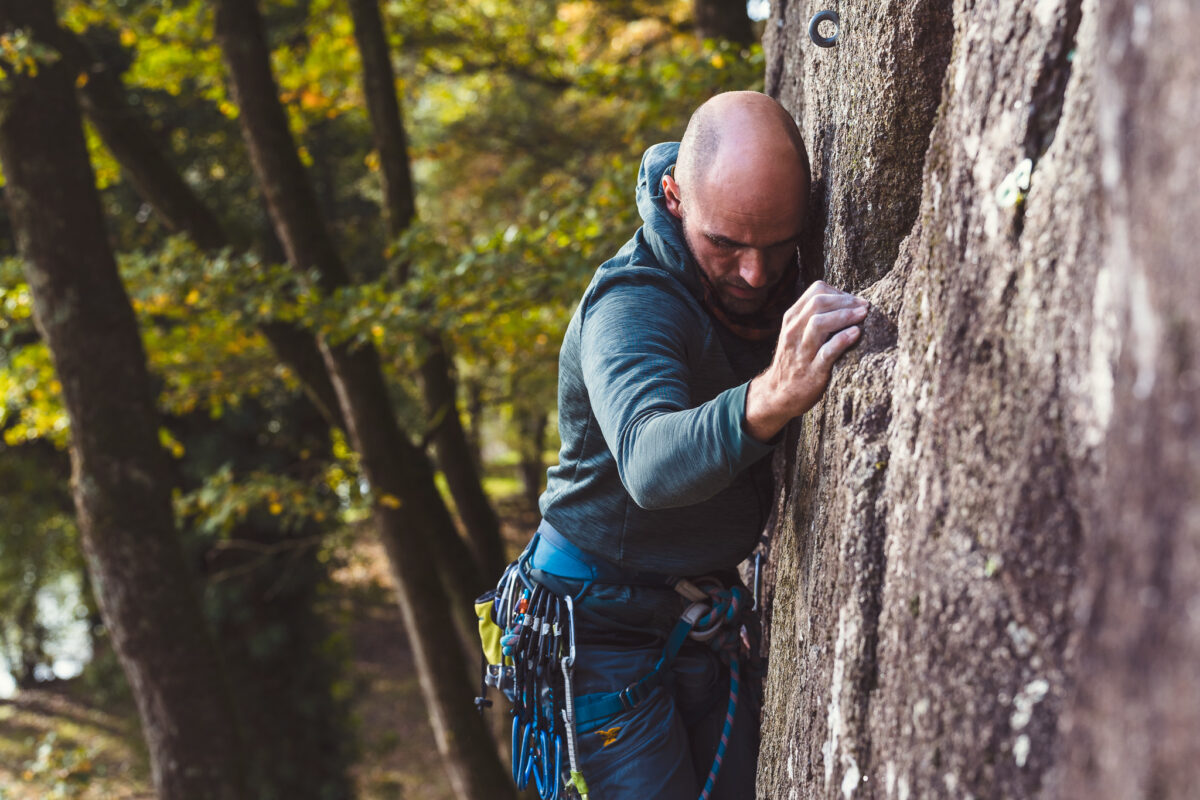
617, 685, 637, 711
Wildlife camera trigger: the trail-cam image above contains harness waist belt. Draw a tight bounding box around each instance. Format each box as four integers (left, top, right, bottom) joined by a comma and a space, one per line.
530, 519, 674, 587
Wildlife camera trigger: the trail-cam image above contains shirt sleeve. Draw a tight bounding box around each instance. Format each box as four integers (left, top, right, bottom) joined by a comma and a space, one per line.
580, 275, 778, 510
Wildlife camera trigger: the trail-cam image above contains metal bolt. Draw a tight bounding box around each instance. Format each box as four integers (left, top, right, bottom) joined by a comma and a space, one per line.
809, 9, 840, 48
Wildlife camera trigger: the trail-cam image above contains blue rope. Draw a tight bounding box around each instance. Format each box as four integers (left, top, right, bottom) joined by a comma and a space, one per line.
699, 655, 739, 800
694, 585, 746, 800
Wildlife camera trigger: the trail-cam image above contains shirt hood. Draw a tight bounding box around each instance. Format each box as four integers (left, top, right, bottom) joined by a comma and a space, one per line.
635, 141, 703, 297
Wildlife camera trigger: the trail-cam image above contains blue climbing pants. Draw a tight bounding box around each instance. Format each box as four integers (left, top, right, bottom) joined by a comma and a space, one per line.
572, 635, 762, 799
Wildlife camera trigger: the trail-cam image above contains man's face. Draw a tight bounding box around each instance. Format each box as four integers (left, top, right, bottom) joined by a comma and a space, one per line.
680, 213, 802, 316
666, 168, 807, 316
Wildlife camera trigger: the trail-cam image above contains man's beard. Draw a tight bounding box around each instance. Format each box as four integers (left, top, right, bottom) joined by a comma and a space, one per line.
709, 281, 769, 319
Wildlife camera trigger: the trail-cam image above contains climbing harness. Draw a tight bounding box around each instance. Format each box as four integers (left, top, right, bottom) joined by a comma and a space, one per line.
809, 9, 840, 47
476, 522, 760, 800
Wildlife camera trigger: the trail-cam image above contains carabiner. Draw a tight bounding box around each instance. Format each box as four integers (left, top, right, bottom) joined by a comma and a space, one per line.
550, 733, 564, 800
517, 718, 536, 789
752, 551, 763, 611
511, 714, 523, 785
683, 600, 724, 642
533, 728, 553, 798
559, 594, 587, 798
514, 532, 540, 592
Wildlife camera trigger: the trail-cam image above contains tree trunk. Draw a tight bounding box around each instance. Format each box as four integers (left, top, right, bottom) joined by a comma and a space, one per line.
54, 25, 348, 431
60, 30, 227, 252
511, 367, 549, 514
0, 2, 249, 796
464, 375, 486, 470
13, 589, 44, 690
51, 26, 357, 796
693, 0, 754, 45
419, 335, 509, 577
345, 0, 415, 242
348, 0, 508, 580
210, 2, 514, 796
757, 0, 1199, 797
518, 409, 548, 514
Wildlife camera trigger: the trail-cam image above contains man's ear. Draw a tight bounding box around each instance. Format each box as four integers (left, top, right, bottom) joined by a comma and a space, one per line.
662, 173, 684, 219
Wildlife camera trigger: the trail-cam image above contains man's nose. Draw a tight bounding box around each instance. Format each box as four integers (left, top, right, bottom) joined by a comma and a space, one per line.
738, 248, 769, 288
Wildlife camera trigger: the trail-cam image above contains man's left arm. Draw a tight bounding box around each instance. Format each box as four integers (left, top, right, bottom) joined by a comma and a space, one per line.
581, 279, 777, 510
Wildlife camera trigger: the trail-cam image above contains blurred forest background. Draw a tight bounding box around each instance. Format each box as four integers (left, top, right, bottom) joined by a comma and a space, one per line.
0, 0, 765, 797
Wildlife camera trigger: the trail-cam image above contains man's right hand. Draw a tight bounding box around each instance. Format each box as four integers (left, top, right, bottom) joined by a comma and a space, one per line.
743, 280, 869, 442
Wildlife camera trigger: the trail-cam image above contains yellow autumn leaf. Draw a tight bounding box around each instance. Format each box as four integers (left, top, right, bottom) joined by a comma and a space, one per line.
379, 493, 402, 509
158, 427, 185, 458
75, 71, 89, 88
300, 89, 322, 109
185, 288, 200, 305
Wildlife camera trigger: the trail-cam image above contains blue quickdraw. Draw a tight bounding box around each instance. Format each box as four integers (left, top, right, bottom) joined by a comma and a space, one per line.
486, 542, 581, 800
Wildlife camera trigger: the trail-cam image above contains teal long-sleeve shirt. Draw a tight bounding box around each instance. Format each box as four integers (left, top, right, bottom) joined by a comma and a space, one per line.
538, 142, 782, 576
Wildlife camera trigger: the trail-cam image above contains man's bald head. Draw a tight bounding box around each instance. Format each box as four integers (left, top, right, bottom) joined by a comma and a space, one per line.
674, 91, 810, 213
661, 91, 811, 316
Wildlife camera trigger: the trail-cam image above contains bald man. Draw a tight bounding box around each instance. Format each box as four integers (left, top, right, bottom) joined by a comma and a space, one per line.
524, 91, 866, 798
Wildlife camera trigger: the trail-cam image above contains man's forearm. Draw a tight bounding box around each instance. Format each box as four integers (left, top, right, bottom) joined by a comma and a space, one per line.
744, 372, 794, 443
617, 382, 776, 509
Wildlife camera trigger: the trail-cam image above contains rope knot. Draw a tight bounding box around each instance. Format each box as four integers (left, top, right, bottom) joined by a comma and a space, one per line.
690, 584, 750, 661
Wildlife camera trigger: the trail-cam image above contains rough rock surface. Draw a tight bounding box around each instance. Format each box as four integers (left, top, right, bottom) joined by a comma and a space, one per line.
757, 0, 1199, 797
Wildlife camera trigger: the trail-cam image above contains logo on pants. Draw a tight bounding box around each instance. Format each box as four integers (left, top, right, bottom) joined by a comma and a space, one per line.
595, 727, 622, 748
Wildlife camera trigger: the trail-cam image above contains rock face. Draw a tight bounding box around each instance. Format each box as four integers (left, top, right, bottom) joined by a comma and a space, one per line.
757, 0, 1199, 798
